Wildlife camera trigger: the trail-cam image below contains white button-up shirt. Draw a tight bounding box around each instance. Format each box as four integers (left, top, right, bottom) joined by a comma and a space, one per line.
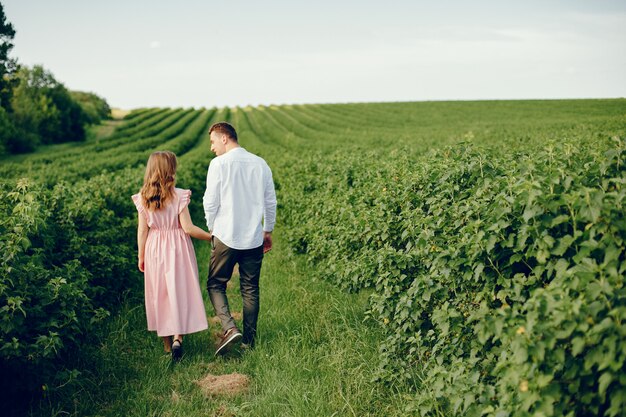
203, 147, 277, 250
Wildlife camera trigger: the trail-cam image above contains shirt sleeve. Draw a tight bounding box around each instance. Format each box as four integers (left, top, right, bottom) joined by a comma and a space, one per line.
263, 164, 277, 232
203, 160, 221, 231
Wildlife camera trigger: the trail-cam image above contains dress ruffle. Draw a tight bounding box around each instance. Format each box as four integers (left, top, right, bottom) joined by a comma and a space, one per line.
131, 193, 148, 221
178, 189, 191, 214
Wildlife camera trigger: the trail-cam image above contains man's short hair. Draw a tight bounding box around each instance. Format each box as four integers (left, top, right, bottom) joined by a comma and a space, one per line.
209, 122, 238, 142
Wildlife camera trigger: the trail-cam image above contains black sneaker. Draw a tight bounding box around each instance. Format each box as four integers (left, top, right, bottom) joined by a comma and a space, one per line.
172, 339, 183, 362
215, 327, 242, 356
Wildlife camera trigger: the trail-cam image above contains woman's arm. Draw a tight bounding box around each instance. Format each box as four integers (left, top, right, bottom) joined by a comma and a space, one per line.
137, 212, 149, 272
179, 206, 212, 241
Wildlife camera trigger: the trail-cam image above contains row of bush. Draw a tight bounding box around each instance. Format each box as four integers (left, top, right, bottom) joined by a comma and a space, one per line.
0, 171, 141, 397
0, 106, 219, 412
282, 135, 626, 416
0, 108, 210, 185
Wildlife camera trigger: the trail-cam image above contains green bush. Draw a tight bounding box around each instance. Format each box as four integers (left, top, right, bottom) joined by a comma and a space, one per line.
0, 171, 141, 394
0, 105, 213, 406
283, 136, 626, 416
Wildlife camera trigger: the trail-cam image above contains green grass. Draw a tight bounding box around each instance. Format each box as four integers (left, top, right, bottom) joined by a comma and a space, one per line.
85, 119, 125, 143
33, 230, 407, 417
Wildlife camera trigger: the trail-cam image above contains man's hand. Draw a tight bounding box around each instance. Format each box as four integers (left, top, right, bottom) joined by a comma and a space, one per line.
138, 258, 145, 272
263, 232, 273, 254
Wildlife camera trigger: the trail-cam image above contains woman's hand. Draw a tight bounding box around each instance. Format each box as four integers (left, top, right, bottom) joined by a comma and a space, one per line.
138, 258, 145, 272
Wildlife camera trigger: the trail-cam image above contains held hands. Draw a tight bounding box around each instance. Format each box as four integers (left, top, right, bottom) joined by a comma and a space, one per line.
263, 232, 273, 254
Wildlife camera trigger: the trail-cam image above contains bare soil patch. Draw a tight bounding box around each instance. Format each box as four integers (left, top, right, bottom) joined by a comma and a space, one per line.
194, 373, 250, 397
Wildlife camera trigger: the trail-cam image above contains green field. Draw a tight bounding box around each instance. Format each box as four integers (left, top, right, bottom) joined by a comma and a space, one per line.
1, 99, 625, 416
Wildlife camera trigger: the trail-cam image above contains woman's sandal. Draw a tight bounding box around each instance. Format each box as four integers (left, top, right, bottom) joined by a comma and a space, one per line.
171, 339, 183, 362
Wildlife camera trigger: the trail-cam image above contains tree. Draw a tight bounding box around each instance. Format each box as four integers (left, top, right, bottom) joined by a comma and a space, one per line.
10, 65, 86, 147
0, 105, 16, 153
0, 2, 18, 109
0, 4, 97, 154
71, 90, 111, 124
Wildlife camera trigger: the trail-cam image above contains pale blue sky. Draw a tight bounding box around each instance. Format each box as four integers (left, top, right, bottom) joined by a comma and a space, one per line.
3, 0, 625, 109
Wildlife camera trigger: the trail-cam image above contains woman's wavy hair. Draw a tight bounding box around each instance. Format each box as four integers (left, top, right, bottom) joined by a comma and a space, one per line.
140, 151, 177, 210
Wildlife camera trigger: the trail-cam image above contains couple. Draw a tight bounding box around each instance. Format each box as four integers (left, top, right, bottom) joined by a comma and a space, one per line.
131, 122, 277, 361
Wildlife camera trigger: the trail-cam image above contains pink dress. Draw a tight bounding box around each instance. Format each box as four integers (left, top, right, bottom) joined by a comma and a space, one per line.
131, 188, 208, 337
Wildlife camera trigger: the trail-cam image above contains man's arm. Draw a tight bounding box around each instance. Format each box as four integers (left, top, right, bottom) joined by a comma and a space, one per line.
262, 164, 277, 254
203, 160, 220, 232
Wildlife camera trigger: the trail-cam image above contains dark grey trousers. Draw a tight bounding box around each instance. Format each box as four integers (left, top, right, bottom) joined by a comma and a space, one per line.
207, 237, 264, 346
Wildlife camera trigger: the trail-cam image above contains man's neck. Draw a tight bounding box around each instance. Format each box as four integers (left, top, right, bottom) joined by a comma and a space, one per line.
224, 142, 241, 154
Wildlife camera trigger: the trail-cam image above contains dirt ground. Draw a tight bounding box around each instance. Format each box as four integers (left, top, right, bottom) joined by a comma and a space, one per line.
194, 373, 250, 397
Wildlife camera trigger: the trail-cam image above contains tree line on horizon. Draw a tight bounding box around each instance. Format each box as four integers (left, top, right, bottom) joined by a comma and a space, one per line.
0, 2, 111, 156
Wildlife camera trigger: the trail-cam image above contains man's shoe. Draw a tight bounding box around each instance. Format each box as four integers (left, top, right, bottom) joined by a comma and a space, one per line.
215, 327, 242, 356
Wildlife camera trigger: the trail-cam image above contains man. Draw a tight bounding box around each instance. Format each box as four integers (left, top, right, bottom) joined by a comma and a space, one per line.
203, 121, 277, 355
